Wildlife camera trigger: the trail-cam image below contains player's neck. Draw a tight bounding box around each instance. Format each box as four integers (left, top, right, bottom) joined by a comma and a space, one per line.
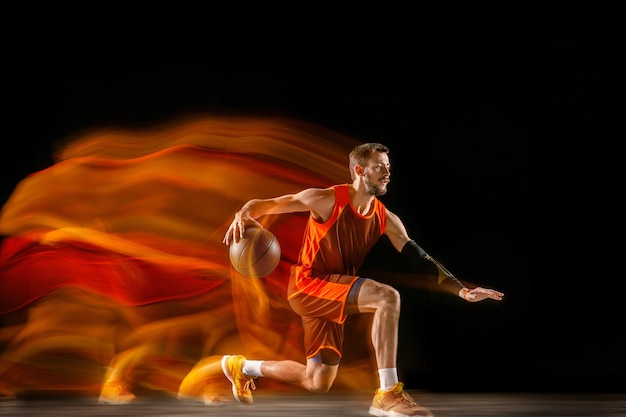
349, 184, 375, 215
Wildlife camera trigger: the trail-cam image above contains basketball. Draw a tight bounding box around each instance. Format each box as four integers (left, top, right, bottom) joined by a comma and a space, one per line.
229, 227, 281, 278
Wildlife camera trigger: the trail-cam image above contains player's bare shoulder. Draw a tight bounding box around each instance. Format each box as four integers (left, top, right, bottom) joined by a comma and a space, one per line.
298, 186, 336, 222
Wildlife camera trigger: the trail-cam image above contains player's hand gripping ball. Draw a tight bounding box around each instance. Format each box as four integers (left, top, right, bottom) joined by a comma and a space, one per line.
229, 227, 281, 278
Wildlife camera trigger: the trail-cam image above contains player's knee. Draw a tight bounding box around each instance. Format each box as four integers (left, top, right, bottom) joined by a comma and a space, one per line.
306, 350, 339, 393
308, 377, 334, 393
379, 285, 401, 310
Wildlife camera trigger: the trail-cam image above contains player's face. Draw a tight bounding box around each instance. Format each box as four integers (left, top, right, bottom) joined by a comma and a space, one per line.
363, 152, 391, 196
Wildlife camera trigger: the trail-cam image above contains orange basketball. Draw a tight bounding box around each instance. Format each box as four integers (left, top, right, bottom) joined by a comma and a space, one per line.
229, 227, 281, 278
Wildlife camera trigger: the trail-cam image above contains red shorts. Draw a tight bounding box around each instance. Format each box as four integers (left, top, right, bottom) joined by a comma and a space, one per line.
288, 272, 360, 361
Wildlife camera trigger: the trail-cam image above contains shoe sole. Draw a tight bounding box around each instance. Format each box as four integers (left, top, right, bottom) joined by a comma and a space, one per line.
221, 355, 243, 404
98, 396, 135, 405
369, 405, 432, 417
368, 406, 383, 416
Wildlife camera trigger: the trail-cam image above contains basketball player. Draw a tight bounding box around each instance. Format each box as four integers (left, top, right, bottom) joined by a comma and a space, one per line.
220, 143, 504, 417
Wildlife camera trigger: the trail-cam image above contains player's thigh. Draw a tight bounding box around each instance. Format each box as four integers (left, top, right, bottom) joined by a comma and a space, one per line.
354, 278, 399, 312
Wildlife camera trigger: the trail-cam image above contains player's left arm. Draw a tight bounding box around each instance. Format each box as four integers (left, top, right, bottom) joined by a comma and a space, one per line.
384, 209, 504, 302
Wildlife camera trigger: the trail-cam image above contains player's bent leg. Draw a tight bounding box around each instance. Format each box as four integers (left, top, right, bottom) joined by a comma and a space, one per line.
254, 355, 338, 393
303, 354, 339, 393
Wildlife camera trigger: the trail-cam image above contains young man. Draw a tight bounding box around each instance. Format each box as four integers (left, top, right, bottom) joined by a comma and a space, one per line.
221, 142, 504, 417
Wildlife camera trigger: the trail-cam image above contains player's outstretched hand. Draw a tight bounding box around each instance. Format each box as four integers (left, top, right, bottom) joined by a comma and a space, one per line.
465, 287, 504, 302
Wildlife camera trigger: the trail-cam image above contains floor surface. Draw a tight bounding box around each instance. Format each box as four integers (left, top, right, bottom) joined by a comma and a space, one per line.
1, 391, 625, 416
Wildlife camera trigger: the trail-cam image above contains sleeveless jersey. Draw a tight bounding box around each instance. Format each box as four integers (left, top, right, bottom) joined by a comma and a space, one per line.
288, 184, 387, 311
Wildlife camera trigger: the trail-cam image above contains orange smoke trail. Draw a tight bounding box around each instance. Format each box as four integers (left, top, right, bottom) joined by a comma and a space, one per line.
0, 115, 376, 399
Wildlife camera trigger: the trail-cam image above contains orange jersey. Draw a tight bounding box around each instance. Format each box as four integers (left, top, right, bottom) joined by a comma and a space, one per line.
288, 184, 387, 323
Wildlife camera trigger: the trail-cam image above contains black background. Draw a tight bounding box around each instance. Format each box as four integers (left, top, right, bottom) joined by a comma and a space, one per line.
2, 2, 624, 393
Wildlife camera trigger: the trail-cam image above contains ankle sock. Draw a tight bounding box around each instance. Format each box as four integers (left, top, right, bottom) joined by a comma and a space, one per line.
378, 368, 398, 391
243, 360, 264, 377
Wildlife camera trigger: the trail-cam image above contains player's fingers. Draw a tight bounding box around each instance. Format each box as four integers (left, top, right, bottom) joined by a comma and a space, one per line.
241, 217, 263, 231
486, 289, 503, 300
223, 226, 232, 245
225, 219, 243, 245
234, 223, 247, 242
223, 228, 234, 245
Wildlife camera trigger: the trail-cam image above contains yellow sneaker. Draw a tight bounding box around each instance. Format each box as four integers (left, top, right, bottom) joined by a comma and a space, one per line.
98, 379, 136, 405
369, 382, 432, 417
178, 355, 228, 405
220, 354, 256, 405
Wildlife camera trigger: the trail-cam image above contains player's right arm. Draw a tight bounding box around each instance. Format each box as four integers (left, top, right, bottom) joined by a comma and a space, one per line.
223, 187, 334, 245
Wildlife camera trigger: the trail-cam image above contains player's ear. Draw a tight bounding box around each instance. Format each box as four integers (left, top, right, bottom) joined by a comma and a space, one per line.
355, 165, 365, 176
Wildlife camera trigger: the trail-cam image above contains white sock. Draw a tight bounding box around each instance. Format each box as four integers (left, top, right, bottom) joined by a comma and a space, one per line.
378, 368, 398, 391
242, 360, 264, 377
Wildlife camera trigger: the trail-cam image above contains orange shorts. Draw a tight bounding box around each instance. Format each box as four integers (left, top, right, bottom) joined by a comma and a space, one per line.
288, 274, 363, 362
